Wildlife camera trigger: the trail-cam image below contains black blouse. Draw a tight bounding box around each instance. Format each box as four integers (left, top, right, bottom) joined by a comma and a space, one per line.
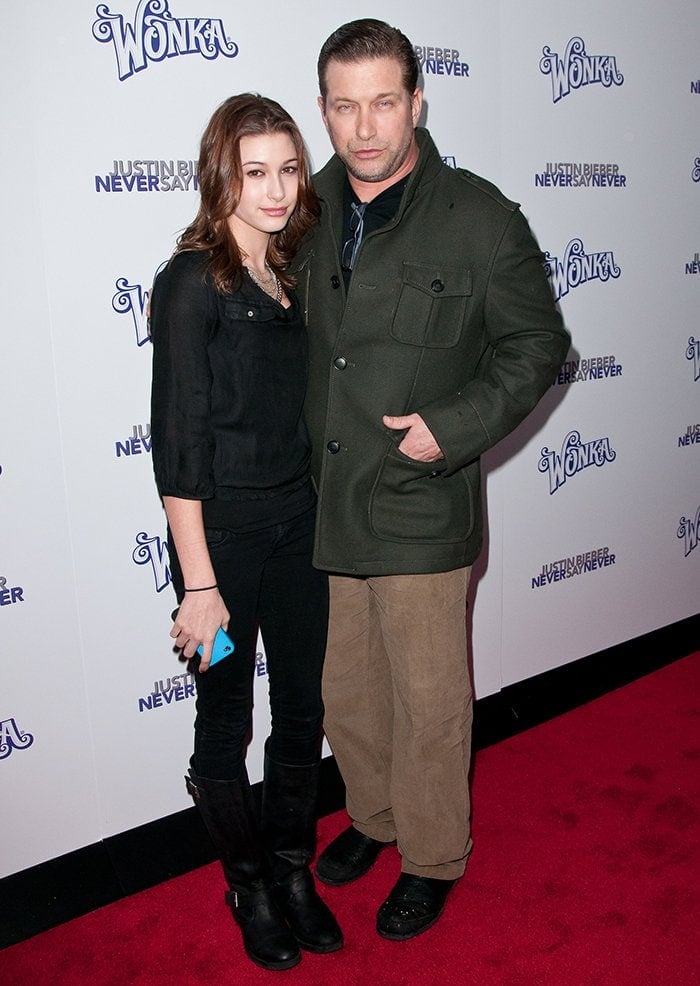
150, 250, 313, 532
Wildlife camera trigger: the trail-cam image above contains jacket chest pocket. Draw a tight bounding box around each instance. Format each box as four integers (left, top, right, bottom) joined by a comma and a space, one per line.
391, 263, 472, 348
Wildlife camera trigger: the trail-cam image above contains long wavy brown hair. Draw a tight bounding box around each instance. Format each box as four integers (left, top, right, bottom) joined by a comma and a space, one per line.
176, 94, 319, 293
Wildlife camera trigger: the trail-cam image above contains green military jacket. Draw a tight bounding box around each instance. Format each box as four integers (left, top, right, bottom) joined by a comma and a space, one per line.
293, 128, 570, 575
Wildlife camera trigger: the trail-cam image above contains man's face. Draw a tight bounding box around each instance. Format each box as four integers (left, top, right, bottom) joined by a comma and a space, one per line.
319, 56, 422, 189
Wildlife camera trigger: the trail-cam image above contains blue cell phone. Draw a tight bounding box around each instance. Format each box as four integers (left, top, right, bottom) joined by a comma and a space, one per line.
197, 626, 235, 666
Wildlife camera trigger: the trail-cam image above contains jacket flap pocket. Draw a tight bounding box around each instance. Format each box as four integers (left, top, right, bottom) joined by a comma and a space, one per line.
402, 263, 472, 298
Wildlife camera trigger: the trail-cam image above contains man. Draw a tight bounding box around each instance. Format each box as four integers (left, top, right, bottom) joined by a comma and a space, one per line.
293, 19, 570, 941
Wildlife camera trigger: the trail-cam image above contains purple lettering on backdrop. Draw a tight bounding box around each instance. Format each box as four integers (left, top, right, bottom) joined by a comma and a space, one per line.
0, 718, 34, 759
539, 430, 617, 494
677, 507, 700, 557
540, 36, 624, 103
92, 0, 238, 81
544, 239, 621, 301
112, 278, 151, 346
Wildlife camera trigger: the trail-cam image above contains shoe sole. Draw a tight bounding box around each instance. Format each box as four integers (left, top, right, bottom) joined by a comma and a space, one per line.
376, 904, 446, 942
246, 950, 302, 971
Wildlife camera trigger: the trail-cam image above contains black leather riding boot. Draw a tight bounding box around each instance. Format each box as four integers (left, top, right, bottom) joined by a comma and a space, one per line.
261, 748, 343, 953
185, 767, 300, 971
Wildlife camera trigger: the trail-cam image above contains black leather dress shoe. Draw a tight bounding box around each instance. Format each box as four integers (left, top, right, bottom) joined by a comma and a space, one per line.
376, 873, 456, 940
316, 826, 396, 886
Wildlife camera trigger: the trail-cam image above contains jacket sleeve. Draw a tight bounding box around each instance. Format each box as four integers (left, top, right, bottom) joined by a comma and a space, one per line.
150, 253, 217, 499
417, 208, 570, 474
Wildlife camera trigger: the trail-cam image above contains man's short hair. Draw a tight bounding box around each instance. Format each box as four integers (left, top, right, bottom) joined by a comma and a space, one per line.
318, 19, 420, 102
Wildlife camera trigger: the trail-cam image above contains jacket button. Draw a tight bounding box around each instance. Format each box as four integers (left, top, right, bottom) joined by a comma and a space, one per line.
431, 279, 445, 293
330, 275, 340, 289
333, 356, 347, 370
327, 440, 341, 454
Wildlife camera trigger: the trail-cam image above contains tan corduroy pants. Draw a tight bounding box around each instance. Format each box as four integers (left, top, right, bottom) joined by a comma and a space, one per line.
322, 568, 473, 880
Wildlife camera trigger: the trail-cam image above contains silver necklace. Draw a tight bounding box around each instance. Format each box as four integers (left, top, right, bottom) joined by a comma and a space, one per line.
246, 261, 282, 303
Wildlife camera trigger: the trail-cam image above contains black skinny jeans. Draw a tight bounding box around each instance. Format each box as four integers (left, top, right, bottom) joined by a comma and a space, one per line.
170, 505, 329, 780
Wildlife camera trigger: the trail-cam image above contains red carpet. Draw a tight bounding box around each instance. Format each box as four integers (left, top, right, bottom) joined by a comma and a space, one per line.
3, 652, 699, 985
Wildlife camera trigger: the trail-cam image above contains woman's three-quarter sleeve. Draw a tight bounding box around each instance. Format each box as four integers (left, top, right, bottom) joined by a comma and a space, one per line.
150, 252, 217, 500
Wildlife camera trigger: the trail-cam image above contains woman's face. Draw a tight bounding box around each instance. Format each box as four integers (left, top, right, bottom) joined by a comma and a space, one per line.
227, 131, 299, 245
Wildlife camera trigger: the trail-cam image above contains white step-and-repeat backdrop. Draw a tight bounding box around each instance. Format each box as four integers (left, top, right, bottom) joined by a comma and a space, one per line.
2, 0, 698, 878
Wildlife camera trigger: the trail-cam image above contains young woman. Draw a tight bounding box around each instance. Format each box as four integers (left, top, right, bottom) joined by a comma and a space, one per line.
150, 94, 341, 972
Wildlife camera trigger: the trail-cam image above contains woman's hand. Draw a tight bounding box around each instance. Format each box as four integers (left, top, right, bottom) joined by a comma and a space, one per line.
171, 589, 230, 672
